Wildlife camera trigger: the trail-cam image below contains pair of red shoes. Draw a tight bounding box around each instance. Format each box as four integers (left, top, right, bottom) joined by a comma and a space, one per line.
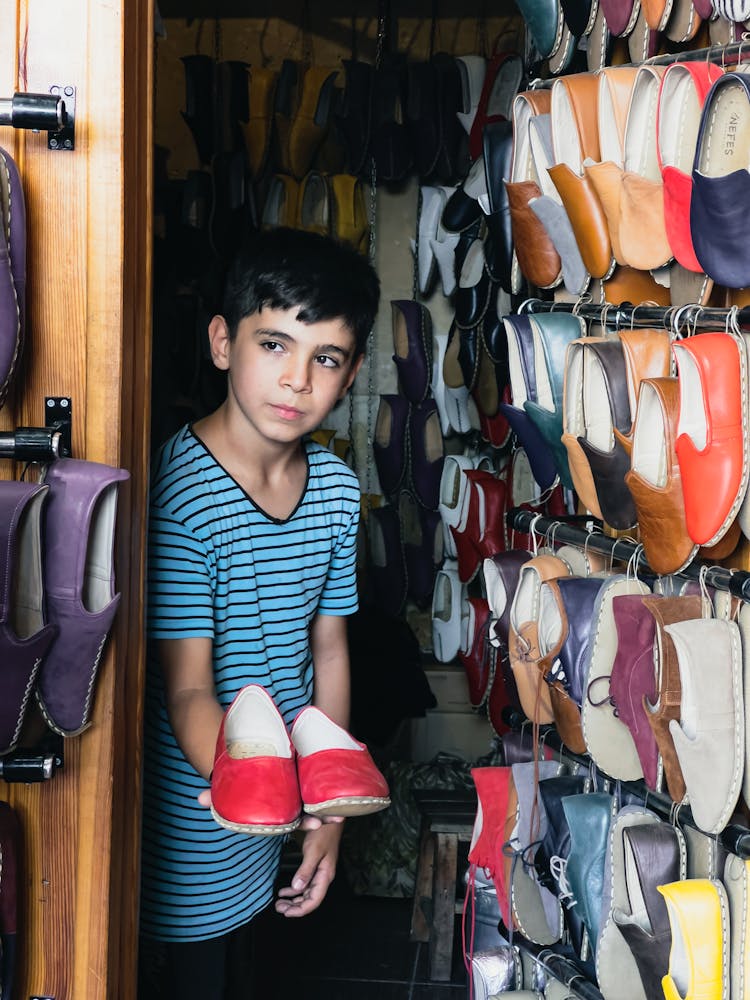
210, 686, 391, 836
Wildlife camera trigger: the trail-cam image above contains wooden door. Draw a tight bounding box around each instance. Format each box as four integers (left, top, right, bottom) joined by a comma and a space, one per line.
0, 0, 152, 997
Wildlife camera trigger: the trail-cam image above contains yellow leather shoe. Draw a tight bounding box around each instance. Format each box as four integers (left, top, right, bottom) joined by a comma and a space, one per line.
330, 173, 369, 253
659, 879, 729, 1000
241, 66, 278, 179
287, 65, 340, 180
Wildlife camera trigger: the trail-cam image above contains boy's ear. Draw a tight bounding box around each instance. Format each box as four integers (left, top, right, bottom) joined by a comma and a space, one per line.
207, 315, 231, 370
339, 353, 365, 398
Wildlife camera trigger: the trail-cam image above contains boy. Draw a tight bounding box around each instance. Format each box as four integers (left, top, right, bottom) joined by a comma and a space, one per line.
139, 227, 380, 999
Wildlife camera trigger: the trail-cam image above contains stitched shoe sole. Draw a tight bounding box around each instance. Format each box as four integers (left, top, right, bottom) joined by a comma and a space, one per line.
210, 805, 301, 836
304, 795, 391, 817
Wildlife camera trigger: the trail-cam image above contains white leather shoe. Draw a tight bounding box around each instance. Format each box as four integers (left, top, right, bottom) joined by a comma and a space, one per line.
455, 55, 487, 135
438, 455, 475, 559
431, 558, 465, 662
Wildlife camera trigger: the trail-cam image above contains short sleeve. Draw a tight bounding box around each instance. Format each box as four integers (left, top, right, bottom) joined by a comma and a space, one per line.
316, 496, 359, 617
147, 504, 215, 639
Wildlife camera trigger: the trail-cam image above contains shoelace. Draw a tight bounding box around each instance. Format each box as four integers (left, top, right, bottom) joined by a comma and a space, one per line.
549, 854, 577, 909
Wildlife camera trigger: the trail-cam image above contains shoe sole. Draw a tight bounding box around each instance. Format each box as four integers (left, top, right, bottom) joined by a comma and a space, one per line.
304, 796, 391, 818
210, 805, 301, 836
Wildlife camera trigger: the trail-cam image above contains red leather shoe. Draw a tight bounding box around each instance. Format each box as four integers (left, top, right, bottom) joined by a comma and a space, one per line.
210, 685, 301, 836
466, 469, 508, 560
673, 332, 748, 547
458, 596, 495, 708
291, 706, 391, 817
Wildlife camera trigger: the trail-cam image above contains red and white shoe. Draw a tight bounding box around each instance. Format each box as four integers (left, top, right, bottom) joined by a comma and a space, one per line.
210, 685, 301, 836
291, 706, 391, 818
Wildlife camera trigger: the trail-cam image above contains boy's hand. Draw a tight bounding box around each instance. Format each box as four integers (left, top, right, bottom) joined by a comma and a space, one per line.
274, 822, 344, 917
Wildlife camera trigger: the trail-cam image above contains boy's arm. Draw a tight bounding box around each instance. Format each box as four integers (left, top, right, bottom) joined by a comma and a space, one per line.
276, 612, 350, 918
159, 636, 223, 781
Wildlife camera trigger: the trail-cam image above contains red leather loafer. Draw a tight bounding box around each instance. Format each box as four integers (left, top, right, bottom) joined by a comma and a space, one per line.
291, 706, 391, 818
673, 332, 748, 547
211, 685, 301, 836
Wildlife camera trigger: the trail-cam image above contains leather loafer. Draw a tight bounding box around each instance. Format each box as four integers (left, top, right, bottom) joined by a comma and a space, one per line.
673, 332, 748, 548
368, 504, 407, 618
459, 596, 495, 708
373, 394, 410, 498
211, 685, 302, 835
408, 398, 444, 510
292, 705, 390, 817
666, 617, 744, 834
400, 490, 442, 608
691, 72, 750, 288
625, 377, 698, 575
525, 312, 585, 492
657, 62, 723, 273
607, 819, 685, 1000
502, 314, 560, 491
0, 483, 57, 754
0, 147, 24, 407
562, 791, 613, 952
483, 550, 532, 728
37, 459, 130, 737
391, 299, 433, 404
482, 119, 515, 291
659, 879, 730, 1000
431, 558, 465, 662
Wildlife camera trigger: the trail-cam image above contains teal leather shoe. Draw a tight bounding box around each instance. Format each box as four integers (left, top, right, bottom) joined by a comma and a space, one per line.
524, 312, 585, 491
515, 0, 564, 58
562, 792, 614, 953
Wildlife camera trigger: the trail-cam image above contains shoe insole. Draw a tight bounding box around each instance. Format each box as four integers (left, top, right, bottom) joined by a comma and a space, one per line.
84, 483, 119, 613
227, 739, 278, 759
675, 348, 707, 450
632, 381, 668, 487
11, 489, 45, 639
658, 68, 702, 171
583, 349, 615, 452
624, 71, 661, 181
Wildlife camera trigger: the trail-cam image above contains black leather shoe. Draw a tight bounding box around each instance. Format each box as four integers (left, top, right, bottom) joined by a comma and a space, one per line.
482, 119, 515, 292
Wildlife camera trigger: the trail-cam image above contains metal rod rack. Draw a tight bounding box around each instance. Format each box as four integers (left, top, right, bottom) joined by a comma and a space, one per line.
520, 297, 750, 333
516, 938, 604, 1000
0, 92, 66, 131
507, 507, 750, 602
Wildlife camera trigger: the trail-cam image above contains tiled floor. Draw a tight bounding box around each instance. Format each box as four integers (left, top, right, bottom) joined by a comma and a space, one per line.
252, 855, 469, 999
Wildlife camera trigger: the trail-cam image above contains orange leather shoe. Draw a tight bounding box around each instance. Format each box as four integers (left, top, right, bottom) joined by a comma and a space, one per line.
673, 332, 748, 547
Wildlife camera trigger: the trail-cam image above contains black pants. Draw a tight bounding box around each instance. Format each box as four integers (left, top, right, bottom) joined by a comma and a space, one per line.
138, 921, 254, 1000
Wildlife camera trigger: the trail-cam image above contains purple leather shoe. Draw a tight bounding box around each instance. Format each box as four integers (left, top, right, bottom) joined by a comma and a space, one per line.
0, 482, 57, 754
37, 459, 129, 736
391, 299, 433, 403
367, 503, 407, 618
399, 491, 442, 608
373, 393, 410, 497
0, 147, 25, 408
408, 398, 445, 510
610, 594, 661, 789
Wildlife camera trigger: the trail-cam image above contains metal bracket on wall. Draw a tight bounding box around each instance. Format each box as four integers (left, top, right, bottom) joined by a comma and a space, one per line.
47, 85, 75, 150
0, 396, 72, 463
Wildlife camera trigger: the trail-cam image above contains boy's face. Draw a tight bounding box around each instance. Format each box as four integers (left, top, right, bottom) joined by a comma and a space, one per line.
208, 306, 363, 448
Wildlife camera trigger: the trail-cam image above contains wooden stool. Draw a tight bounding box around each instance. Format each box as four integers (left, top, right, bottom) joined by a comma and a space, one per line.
410, 787, 478, 981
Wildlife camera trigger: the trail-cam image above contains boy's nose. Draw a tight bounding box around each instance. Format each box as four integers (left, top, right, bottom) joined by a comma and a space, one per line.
281, 357, 312, 393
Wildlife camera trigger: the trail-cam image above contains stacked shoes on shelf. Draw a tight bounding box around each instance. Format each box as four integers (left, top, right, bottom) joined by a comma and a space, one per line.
370, 300, 445, 618
507, 58, 750, 310
464, 748, 749, 1000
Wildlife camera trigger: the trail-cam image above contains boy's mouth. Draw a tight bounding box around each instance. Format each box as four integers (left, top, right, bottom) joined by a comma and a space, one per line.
271, 403, 304, 420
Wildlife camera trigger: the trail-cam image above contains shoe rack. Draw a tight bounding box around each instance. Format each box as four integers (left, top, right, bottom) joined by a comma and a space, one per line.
504, 502, 750, 1000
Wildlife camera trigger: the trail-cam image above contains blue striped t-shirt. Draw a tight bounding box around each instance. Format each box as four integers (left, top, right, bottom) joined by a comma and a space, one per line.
140, 425, 360, 942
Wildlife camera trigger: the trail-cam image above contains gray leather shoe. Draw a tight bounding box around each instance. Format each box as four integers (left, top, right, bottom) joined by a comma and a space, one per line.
666, 616, 744, 834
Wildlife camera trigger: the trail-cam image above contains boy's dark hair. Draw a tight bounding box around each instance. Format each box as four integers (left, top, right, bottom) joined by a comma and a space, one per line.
222, 227, 380, 358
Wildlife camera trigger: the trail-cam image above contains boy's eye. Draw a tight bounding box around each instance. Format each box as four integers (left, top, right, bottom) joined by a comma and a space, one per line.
316, 354, 339, 369
261, 340, 284, 353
